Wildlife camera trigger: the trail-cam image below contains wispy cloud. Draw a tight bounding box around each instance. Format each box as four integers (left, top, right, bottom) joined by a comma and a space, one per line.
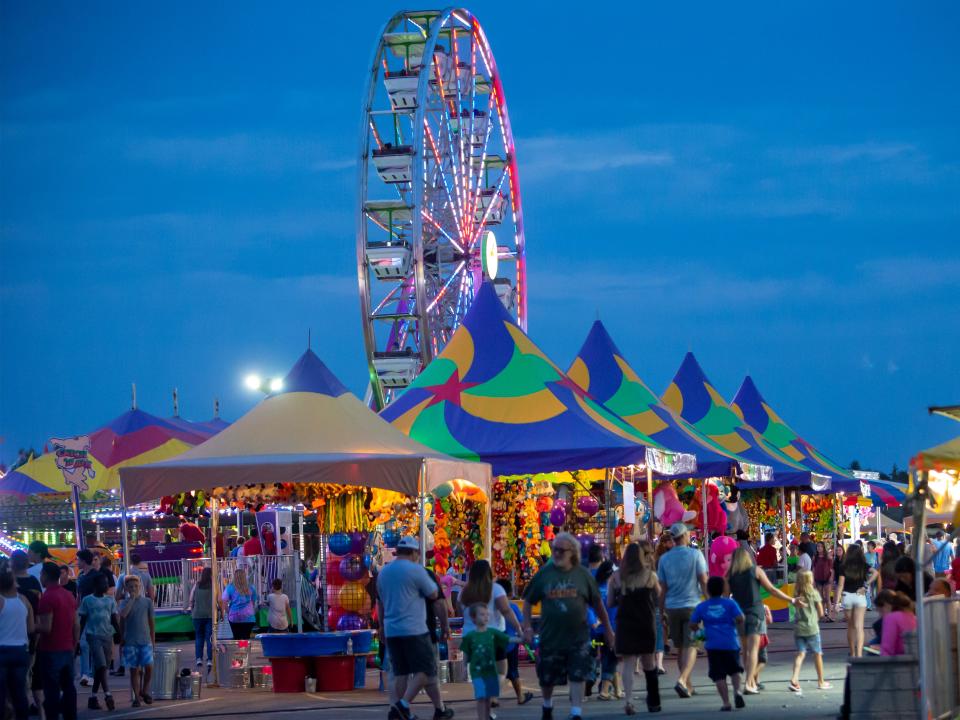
772, 142, 918, 166
518, 131, 675, 180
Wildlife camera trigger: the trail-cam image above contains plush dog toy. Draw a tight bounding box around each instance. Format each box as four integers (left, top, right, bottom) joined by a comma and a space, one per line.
653, 483, 696, 527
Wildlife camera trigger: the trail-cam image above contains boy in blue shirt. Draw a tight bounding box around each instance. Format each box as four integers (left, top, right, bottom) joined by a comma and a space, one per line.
690, 576, 746, 711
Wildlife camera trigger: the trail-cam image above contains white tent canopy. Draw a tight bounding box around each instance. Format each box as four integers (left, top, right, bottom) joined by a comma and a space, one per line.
119, 350, 491, 505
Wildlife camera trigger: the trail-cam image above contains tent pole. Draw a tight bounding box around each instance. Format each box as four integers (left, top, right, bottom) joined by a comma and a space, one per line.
419, 460, 427, 567
296, 509, 303, 633
605, 468, 614, 558
208, 495, 220, 688
646, 467, 655, 541
119, 481, 130, 577
779, 487, 788, 584
484, 482, 492, 562
701, 479, 710, 562
914, 469, 928, 720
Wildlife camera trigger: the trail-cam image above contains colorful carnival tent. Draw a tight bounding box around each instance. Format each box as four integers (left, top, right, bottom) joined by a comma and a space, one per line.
568, 321, 771, 481
120, 349, 490, 506
731, 376, 860, 493
0, 409, 213, 499
867, 477, 908, 507
662, 353, 830, 490
381, 282, 696, 477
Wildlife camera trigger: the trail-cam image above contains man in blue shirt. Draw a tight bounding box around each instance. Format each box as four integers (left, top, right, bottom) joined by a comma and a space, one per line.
657, 523, 708, 699
932, 531, 955, 577
376, 536, 452, 720
690, 576, 746, 712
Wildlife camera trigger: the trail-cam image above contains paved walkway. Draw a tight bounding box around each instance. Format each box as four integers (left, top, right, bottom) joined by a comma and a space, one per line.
74, 621, 857, 720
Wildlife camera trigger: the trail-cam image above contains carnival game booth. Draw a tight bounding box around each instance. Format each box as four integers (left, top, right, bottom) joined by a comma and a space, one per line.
662, 353, 835, 617
567, 320, 775, 559
121, 349, 491, 692
381, 282, 696, 589
0, 404, 223, 559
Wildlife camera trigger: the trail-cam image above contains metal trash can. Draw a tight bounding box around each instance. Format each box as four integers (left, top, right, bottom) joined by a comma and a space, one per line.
249, 666, 270, 690
150, 647, 182, 700
216, 640, 250, 687
447, 659, 467, 683
175, 671, 202, 700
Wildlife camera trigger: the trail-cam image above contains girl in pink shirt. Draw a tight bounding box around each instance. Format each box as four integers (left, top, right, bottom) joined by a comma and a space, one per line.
876, 591, 916, 656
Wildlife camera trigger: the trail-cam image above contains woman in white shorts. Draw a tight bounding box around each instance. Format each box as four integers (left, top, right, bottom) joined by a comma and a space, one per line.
834, 544, 878, 657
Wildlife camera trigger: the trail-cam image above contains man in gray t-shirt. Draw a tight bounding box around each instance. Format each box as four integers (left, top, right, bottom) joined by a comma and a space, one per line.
657, 523, 708, 698
375, 537, 450, 720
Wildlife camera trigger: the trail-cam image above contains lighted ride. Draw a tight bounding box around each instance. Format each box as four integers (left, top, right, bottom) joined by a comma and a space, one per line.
357, 8, 527, 408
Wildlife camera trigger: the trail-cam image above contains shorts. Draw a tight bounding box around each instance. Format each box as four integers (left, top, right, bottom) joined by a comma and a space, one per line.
87, 635, 113, 670
536, 640, 594, 687
505, 644, 520, 681
666, 607, 695, 647
706, 649, 743, 682
472, 675, 500, 699
122, 643, 154, 669
842, 591, 867, 610
795, 634, 822, 654
385, 633, 437, 677
743, 612, 766, 637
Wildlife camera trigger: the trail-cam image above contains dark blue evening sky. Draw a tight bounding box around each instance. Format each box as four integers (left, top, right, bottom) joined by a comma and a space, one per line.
2, 2, 958, 472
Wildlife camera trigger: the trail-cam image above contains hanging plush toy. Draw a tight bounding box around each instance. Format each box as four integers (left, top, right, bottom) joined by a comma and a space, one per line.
724, 486, 749, 534
703, 482, 728, 534
708, 535, 739, 577
653, 483, 696, 527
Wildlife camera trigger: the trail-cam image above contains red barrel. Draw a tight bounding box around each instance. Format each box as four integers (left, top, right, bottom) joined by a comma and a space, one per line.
314, 656, 355, 692
269, 658, 308, 693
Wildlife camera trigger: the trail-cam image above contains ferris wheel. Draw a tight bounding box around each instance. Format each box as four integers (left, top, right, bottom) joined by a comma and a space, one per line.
357, 8, 527, 409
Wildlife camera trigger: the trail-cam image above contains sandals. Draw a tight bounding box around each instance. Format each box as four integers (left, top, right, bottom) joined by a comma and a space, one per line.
518, 691, 534, 705
788, 681, 802, 694
818, 682, 833, 690
674, 682, 691, 699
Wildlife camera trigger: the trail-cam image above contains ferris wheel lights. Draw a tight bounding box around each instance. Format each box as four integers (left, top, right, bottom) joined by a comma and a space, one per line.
269, 378, 284, 393
244, 374, 262, 391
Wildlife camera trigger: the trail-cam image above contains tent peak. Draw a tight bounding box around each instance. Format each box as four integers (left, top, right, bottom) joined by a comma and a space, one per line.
274, 348, 349, 398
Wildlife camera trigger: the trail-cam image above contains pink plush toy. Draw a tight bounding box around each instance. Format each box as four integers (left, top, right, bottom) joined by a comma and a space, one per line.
709, 535, 739, 577
705, 482, 728, 534
653, 483, 696, 527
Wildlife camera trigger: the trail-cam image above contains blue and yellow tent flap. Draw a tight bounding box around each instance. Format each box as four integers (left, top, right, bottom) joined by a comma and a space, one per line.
731, 375, 857, 493
662, 353, 829, 490
381, 282, 696, 477
569, 321, 771, 481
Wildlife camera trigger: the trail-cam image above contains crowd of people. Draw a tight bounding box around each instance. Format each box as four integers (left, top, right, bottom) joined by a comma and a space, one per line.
0, 524, 956, 720
375, 525, 956, 720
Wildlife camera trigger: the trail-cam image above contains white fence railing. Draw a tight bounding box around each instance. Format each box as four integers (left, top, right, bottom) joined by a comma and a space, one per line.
144, 555, 315, 626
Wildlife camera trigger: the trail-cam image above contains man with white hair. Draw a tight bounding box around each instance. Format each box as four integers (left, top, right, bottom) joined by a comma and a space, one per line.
522, 532, 614, 720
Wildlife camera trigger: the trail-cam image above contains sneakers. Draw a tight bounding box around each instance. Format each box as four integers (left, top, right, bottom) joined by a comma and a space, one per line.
541, 707, 553, 720
79, 675, 92, 687
87, 697, 101, 710
432, 707, 455, 720
393, 703, 414, 720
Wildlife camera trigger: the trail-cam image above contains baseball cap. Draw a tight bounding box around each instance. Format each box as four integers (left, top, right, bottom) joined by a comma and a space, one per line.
396, 536, 420, 551
28, 540, 51, 557
669, 522, 689, 539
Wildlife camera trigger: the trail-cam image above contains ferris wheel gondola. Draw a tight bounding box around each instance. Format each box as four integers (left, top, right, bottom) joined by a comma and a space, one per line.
357, 8, 527, 409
